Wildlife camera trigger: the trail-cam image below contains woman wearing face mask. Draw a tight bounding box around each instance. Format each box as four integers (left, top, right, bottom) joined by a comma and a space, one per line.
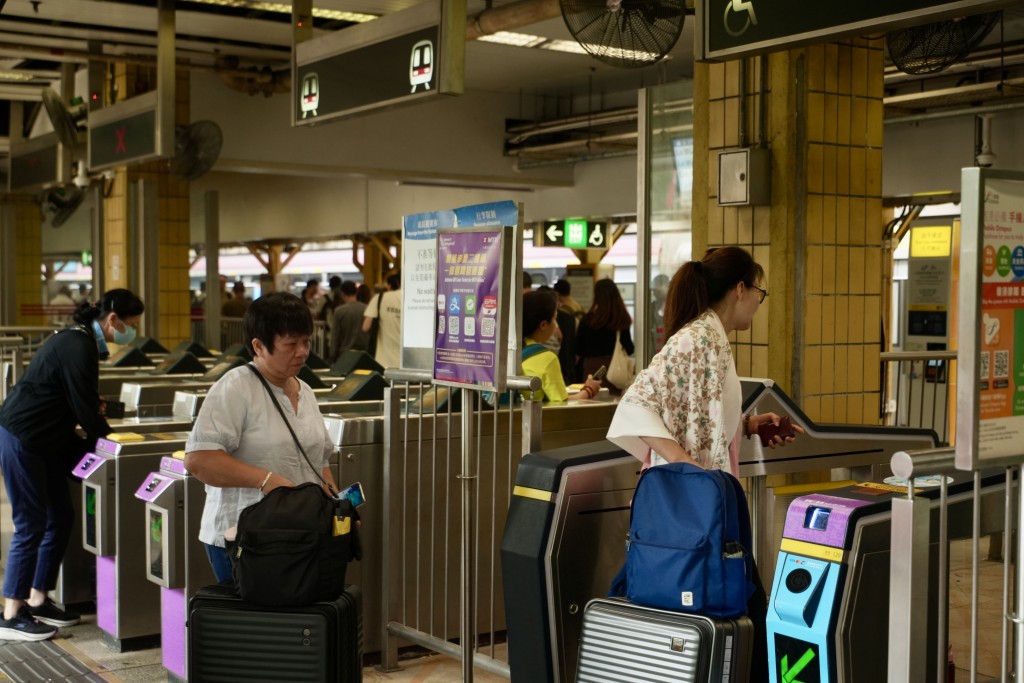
0, 288, 144, 641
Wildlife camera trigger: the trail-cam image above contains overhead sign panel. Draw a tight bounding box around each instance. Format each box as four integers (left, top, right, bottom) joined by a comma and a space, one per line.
88, 91, 163, 171
696, 0, 1014, 61
536, 219, 610, 249
294, 0, 464, 125
8, 132, 71, 193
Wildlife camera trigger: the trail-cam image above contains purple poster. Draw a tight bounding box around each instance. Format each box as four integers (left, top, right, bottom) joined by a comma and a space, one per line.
433, 228, 507, 389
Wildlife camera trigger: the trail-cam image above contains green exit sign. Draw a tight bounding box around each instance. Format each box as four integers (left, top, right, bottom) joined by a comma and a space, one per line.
537, 219, 609, 249
81, 250, 93, 266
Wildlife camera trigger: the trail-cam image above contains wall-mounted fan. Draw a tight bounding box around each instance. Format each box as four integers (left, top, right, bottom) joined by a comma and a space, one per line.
169, 121, 223, 181
41, 183, 87, 228
41, 88, 85, 150
560, 0, 685, 69
886, 12, 1001, 75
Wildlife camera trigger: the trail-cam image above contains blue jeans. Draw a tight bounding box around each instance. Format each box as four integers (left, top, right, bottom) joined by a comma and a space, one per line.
0, 427, 74, 599
204, 543, 234, 584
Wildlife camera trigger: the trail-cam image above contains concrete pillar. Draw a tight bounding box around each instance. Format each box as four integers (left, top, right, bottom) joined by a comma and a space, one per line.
0, 195, 45, 325
694, 38, 885, 432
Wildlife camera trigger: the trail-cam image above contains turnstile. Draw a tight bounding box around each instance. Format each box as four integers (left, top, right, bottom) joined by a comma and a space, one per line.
766, 473, 1005, 682
501, 441, 638, 683
135, 454, 215, 682
72, 432, 190, 651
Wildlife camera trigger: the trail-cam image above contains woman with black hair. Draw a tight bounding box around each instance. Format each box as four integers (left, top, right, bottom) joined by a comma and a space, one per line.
574, 279, 635, 393
608, 247, 799, 683
0, 288, 144, 641
184, 292, 337, 583
521, 290, 602, 403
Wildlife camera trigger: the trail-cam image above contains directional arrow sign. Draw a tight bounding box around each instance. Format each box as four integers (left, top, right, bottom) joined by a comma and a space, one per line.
781, 647, 816, 683
546, 223, 563, 243
536, 218, 612, 249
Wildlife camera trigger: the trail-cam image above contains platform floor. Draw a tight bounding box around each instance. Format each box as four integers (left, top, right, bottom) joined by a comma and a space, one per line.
0, 537, 1006, 682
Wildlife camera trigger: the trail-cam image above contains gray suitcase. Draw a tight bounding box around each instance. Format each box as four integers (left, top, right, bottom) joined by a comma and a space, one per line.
576, 597, 752, 683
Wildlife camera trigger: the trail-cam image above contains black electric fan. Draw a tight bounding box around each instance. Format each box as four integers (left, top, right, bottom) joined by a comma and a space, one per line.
169, 120, 223, 181
560, 0, 685, 69
886, 12, 1001, 75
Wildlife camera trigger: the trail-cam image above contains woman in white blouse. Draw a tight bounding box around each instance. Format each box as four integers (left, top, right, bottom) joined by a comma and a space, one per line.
185, 292, 337, 583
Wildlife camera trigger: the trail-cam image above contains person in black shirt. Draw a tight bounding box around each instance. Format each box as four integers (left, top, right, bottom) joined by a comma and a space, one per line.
575, 279, 635, 394
0, 288, 144, 641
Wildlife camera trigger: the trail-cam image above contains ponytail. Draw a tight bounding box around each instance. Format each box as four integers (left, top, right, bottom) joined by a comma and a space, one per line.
663, 246, 764, 338
72, 288, 144, 326
71, 301, 102, 326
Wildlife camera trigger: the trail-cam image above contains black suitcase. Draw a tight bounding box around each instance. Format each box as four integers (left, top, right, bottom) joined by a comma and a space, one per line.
187, 583, 362, 682
576, 597, 752, 683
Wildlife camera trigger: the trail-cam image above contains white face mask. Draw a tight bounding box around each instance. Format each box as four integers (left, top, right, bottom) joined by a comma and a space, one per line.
110, 317, 137, 345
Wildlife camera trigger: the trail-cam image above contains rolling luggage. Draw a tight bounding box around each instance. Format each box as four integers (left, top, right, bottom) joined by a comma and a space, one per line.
576, 597, 752, 683
187, 583, 362, 683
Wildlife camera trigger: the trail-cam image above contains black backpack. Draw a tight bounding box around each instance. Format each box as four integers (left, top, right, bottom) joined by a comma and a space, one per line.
229, 482, 361, 606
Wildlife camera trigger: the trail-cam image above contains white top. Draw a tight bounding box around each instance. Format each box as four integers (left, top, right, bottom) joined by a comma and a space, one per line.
365, 290, 402, 370
186, 364, 333, 547
607, 309, 741, 475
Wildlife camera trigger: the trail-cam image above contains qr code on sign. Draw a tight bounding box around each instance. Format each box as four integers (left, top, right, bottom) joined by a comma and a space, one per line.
980, 351, 990, 380
994, 350, 1009, 379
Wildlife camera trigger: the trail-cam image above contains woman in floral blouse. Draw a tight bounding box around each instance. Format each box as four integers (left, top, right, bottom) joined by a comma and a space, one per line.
608, 246, 797, 472
607, 245, 798, 683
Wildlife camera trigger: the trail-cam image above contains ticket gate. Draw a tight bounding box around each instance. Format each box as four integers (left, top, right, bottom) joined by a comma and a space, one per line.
72, 432, 190, 651
502, 441, 638, 683
766, 473, 1005, 682
135, 454, 215, 682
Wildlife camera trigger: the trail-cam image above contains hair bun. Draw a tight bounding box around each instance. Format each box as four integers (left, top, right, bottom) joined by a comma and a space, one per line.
692, 260, 704, 274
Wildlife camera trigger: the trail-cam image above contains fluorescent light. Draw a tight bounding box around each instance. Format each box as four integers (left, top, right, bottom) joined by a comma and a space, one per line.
0, 71, 35, 82
539, 39, 588, 54
186, 0, 376, 23
478, 31, 548, 48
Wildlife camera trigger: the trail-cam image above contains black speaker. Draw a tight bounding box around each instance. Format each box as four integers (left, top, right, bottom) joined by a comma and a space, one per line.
201, 356, 247, 382
306, 350, 329, 370
172, 340, 215, 359
107, 346, 154, 367
131, 336, 169, 354
331, 350, 384, 377
153, 350, 207, 375
327, 370, 386, 401
298, 365, 328, 389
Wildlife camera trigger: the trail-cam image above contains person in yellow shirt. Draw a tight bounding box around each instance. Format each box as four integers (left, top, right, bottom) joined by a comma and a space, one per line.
521, 290, 600, 403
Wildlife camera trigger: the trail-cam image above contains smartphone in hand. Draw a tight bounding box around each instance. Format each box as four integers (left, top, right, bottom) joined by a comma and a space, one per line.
337, 481, 366, 508
592, 365, 607, 381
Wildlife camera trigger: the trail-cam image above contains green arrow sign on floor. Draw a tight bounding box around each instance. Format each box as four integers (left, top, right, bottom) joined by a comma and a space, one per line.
781, 647, 816, 683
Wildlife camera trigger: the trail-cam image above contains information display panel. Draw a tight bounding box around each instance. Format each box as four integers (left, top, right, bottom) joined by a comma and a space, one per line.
956, 168, 1024, 469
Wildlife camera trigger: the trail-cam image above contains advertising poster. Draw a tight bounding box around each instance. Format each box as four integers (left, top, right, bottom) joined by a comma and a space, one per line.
978, 178, 1024, 457
401, 201, 519, 371
433, 228, 508, 390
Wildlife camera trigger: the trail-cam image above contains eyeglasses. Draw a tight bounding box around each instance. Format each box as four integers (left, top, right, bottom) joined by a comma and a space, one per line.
751, 285, 768, 304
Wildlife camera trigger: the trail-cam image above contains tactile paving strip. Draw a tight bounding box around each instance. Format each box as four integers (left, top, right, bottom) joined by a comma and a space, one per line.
0, 639, 117, 682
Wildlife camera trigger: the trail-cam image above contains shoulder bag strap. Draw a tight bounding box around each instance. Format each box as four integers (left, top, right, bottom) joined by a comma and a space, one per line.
246, 363, 336, 494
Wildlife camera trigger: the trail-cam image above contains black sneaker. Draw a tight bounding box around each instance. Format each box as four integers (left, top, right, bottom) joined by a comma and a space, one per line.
0, 608, 57, 641
27, 599, 80, 627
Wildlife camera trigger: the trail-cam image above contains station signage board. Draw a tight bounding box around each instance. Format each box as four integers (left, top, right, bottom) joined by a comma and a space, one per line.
88, 90, 162, 171
956, 168, 1024, 469
8, 132, 70, 193
293, 0, 464, 125
536, 219, 609, 249
696, 0, 1014, 61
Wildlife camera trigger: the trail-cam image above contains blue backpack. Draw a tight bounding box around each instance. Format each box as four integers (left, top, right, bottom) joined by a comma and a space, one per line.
481, 343, 552, 406
609, 462, 756, 618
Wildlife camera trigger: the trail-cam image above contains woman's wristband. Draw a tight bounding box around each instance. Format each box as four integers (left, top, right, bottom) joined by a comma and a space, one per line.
259, 470, 273, 491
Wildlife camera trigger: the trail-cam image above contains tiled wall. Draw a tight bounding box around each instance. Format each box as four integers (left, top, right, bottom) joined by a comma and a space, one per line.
102, 65, 192, 348
695, 38, 885, 427
6, 195, 44, 325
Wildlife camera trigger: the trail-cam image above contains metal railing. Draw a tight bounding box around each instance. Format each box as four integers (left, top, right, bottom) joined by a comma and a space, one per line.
0, 336, 24, 403
379, 368, 542, 681
190, 319, 328, 358
881, 350, 958, 444
888, 447, 1019, 682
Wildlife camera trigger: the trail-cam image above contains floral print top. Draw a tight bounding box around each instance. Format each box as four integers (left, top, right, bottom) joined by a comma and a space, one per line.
607, 309, 741, 474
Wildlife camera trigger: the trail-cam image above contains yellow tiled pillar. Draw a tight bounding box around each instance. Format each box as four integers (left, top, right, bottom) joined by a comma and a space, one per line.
100, 65, 192, 347
3, 195, 45, 325
694, 38, 885, 429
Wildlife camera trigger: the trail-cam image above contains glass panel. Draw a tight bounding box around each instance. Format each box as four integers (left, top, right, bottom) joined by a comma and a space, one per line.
84, 486, 97, 549
644, 80, 694, 358
149, 509, 164, 580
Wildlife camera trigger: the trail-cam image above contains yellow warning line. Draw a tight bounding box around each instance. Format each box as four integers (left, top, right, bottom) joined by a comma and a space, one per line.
52, 638, 125, 681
